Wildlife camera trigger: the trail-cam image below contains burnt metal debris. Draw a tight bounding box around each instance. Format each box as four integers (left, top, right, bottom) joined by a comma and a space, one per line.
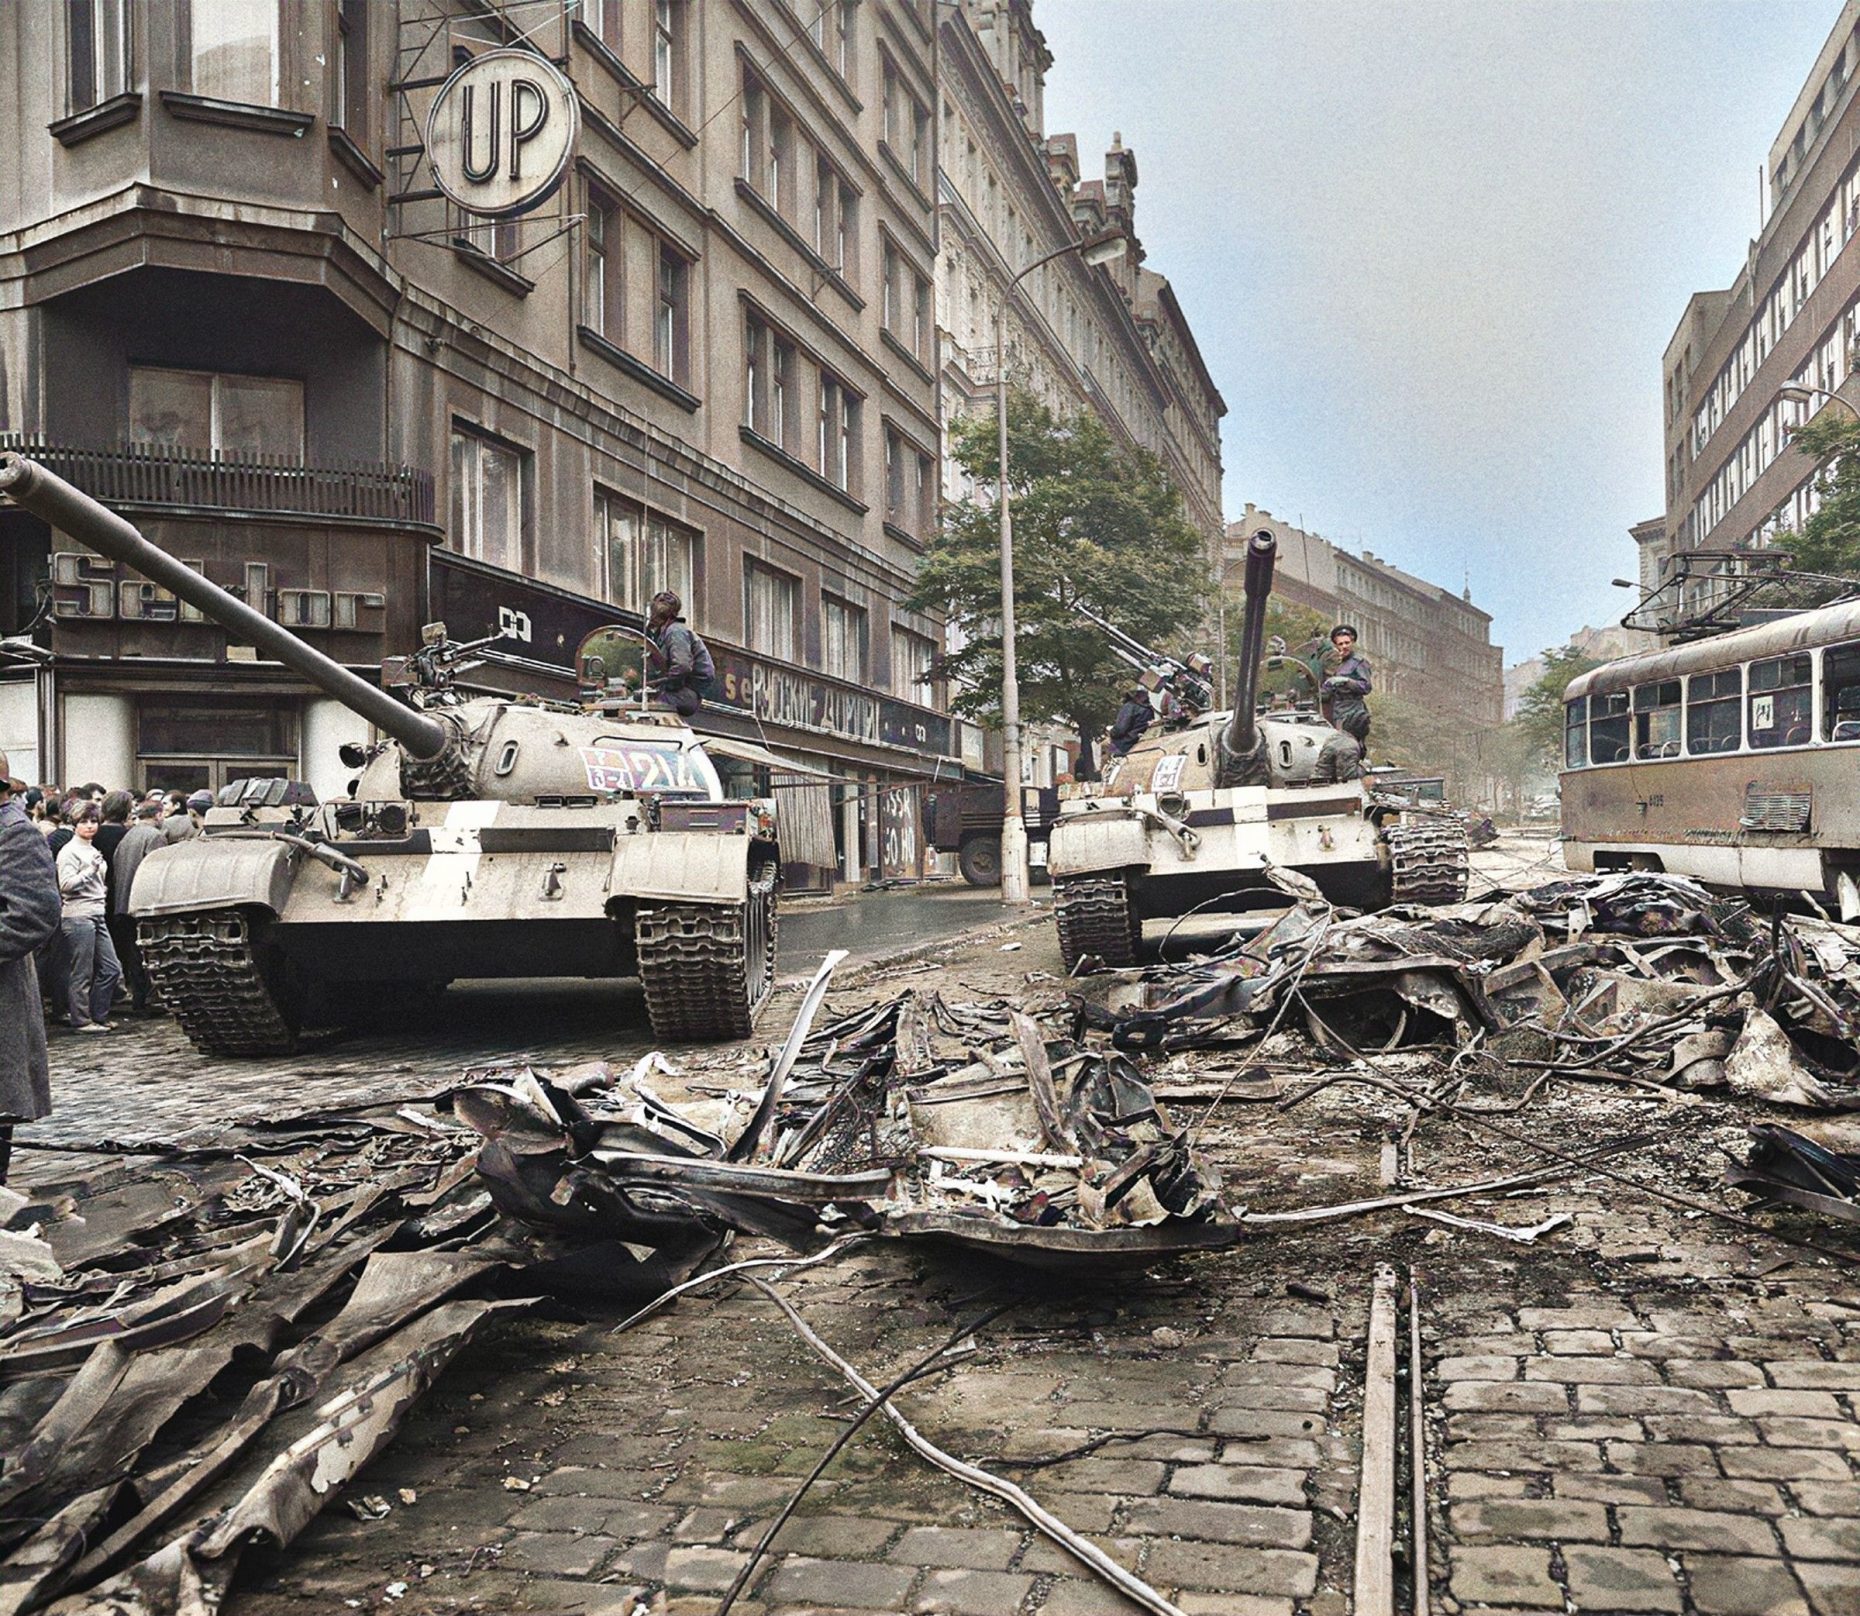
11, 871, 1860, 1612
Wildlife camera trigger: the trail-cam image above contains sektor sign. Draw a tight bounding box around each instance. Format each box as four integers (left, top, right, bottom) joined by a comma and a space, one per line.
426, 49, 579, 219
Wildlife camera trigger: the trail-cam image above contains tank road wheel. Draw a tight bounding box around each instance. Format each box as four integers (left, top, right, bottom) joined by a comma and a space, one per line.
1380, 816, 1471, 908
958, 833, 1002, 887
138, 908, 301, 1057
1053, 871, 1143, 973
636, 861, 779, 1042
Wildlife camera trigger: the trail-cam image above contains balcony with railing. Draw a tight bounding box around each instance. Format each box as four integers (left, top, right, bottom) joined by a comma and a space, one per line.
0, 437, 435, 526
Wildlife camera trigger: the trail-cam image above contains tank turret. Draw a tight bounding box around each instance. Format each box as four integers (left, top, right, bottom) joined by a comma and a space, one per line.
0, 452, 778, 1051
1216, 528, 1277, 786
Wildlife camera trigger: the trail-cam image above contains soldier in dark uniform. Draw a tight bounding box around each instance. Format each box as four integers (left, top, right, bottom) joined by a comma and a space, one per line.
1107, 686, 1154, 759
645, 591, 716, 719
1322, 624, 1373, 751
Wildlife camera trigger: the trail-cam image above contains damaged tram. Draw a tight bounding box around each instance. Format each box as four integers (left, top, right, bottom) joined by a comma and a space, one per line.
1559, 596, 1860, 912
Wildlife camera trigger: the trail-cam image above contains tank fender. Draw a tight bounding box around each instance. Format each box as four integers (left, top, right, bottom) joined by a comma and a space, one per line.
610, 831, 753, 908
1048, 811, 1154, 879
129, 837, 296, 918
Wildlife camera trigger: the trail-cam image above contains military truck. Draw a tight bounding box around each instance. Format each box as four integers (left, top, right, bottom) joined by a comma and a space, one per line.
0, 451, 778, 1053
1046, 530, 1470, 969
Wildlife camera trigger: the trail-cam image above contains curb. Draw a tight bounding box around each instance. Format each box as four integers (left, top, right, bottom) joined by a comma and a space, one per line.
776, 901, 1051, 990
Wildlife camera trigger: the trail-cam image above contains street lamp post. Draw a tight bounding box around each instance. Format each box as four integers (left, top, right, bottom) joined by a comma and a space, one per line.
993, 228, 1126, 905
1777, 381, 1860, 425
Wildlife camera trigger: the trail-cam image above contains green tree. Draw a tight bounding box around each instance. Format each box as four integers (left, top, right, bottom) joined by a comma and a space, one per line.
1226, 598, 1331, 703
1513, 645, 1602, 771
908, 391, 1208, 760
1773, 414, 1860, 584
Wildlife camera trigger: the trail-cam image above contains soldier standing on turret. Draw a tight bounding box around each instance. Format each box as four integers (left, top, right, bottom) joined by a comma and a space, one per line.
1322, 625, 1373, 752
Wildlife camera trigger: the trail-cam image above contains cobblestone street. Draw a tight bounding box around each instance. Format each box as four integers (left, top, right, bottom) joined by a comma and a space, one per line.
15, 841, 1860, 1615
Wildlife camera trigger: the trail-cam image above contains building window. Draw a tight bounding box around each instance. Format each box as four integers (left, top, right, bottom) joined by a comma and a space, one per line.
915, 446, 934, 534
745, 560, 800, 663
188, 0, 279, 106
450, 427, 525, 573
335, 0, 368, 145
586, 190, 621, 338
590, 0, 622, 49
655, 243, 688, 380
740, 65, 764, 185
129, 366, 304, 458
595, 488, 641, 607
814, 160, 857, 280
834, 0, 854, 79
822, 595, 867, 683
882, 240, 899, 332
653, 0, 682, 113
817, 370, 856, 493
771, 337, 792, 449
884, 426, 902, 524
67, 0, 130, 112
891, 625, 933, 702
646, 514, 698, 606
769, 105, 791, 216
912, 271, 930, 361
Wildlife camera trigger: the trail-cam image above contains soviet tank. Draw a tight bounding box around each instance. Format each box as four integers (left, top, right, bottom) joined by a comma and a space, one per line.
1047, 529, 1470, 970
0, 452, 777, 1053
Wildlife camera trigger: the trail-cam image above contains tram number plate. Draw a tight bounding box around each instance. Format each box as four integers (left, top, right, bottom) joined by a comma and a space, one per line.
1752, 695, 1775, 732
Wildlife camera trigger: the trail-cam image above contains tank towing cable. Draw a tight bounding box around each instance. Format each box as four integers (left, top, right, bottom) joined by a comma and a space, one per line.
269, 832, 371, 899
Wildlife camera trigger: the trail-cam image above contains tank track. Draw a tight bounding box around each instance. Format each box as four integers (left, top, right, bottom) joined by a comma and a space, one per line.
138, 909, 300, 1057
636, 866, 778, 1042
1053, 872, 1143, 972
1383, 815, 1471, 907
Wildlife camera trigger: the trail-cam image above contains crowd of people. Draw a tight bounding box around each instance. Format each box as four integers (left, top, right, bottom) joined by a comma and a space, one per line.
12, 780, 215, 1036
1, 754, 220, 1183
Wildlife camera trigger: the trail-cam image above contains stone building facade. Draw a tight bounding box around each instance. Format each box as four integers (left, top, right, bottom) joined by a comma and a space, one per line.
1657, 1, 1860, 630
1227, 504, 1504, 732
932, 0, 1224, 777
0, 0, 952, 886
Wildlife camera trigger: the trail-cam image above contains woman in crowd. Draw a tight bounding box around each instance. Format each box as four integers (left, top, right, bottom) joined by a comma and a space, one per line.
54, 802, 121, 1033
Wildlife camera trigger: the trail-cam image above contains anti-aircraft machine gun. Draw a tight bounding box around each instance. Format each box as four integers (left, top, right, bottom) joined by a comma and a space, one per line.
1074, 604, 1217, 721
0, 452, 779, 1053
1045, 529, 1470, 970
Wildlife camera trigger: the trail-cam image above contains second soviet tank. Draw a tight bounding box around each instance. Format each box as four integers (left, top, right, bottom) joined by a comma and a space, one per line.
0, 452, 778, 1054
1046, 529, 1470, 970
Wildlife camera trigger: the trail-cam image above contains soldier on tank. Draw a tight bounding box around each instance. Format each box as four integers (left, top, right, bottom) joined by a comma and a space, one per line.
1321, 625, 1373, 750
1106, 686, 1154, 759
646, 591, 716, 719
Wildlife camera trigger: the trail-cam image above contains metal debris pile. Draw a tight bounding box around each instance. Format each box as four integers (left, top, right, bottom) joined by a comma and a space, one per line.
445, 967, 1235, 1272
0, 1109, 519, 1616
1071, 872, 1860, 1107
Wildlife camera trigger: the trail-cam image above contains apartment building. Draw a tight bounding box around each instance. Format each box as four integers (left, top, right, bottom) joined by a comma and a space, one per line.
934, 0, 1223, 541
1658, 1, 1860, 628
0, 0, 949, 886
930, 0, 1224, 780
1226, 505, 1504, 732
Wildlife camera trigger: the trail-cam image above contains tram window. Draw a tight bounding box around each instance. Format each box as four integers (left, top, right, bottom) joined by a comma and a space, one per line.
1686, 668, 1742, 754
1825, 642, 1860, 742
1632, 680, 1682, 758
1589, 690, 1630, 764
1564, 697, 1588, 768
1748, 653, 1814, 749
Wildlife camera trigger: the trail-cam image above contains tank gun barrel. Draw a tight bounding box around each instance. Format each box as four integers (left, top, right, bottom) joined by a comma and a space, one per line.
0, 452, 451, 760
1219, 529, 1278, 776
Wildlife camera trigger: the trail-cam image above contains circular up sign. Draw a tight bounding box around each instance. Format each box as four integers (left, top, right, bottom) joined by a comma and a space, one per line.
427, 48, 580, 219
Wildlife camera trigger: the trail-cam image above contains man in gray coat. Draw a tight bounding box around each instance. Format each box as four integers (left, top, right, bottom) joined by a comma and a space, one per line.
0, 750, 60, 1184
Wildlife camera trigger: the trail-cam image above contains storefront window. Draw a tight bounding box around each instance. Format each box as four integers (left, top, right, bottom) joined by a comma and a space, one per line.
138, 698, 297, 792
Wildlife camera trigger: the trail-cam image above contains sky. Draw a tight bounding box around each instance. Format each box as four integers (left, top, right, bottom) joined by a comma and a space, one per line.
1035, 0, 1844, 664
